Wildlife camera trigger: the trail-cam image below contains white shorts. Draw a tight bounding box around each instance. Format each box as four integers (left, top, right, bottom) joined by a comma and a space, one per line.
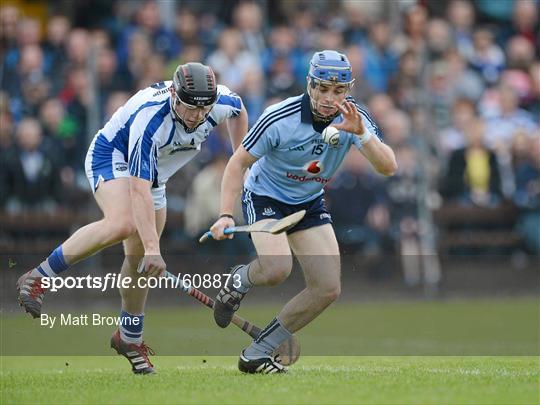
85, 136, 167, 210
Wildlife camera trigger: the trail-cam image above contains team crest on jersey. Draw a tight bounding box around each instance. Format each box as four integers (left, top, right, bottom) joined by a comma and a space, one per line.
262, 207, 276, 217
304, 160, 324, 174
115, 162, 128, 172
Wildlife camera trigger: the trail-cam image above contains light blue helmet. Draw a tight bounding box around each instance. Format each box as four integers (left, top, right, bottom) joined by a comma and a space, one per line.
307, 50, 355, 121
308, 50, 354, 86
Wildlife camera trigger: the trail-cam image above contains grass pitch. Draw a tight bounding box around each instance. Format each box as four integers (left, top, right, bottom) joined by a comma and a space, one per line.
1, 356, 538, 404
1, 298, 539, 404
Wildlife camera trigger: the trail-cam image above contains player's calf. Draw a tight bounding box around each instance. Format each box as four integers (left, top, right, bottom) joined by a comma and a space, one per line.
213, 264, 252, 328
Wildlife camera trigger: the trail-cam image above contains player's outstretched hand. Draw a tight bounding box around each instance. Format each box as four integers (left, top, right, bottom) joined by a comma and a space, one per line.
210, 216, 235, 240
141, 254, 166, 278
332, 100, 366, 137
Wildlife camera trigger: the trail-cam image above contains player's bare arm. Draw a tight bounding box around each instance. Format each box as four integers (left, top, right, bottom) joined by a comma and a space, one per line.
226, 106, 249, 151
333, 100, 397, 176
129, 176, 166, 277
210, 146, 258, 240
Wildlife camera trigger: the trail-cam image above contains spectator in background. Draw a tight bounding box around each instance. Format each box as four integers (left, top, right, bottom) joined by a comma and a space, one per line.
39, 98, 79, 181
468, 27, 505, 85
266, 54, 303, 99
344, 45, 373, 101
184, 154, 234, 238
392, 4, 428, 56
438, 98, 476, 159
8, 45, 50, 120
367, 93, 395, 125
505, 35, 536, 72
207, 28, 261, 94
42, 15, 71, 94
96, 48, 128, 114
241, 68, 266, 127
116, 0, 179, 67
0, 14, 37, 103
499, 0, 539, 50
317, 28, 345, 55
197, 12, 225, 55
528, 62, 540, 117
444, 49, 484, 102
427, 60, 454, 129
361, 21, 399, 93
514, 136, 540, 254
341, 0, 369, 45
232, 2, 266, 58
0, 5, 19, 54
442, 118, 502, 207
66, 28, 90, 70
166, 42, 204, 79
0, 92, 13, 153
135, 53, 166, 90
261, 26, 305, 86
483, 84, 536, 150
425, 18, 453, 61
104, 91, 130, 121
0, 93, 14, 209
2, 118, 62, 212
174, 9, 199, 48
120, 31, 153, 90
388, 49, 423, 112
290, 6, 318, 54
446, 0, 475, 60
58, 68, 92, 170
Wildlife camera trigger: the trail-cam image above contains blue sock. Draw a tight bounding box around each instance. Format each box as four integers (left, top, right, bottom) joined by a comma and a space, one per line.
119, 310, 144, 344
244, 317, 292, 359
33, 246, 69, 277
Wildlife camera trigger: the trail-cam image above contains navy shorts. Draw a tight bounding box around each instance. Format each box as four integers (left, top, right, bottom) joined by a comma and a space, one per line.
241, 189, 332, 234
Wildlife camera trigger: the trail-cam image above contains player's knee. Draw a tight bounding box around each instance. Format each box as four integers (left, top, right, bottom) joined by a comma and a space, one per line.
260, 257, 292, 286
106, 219, 136, 242
318, 284, 341, 304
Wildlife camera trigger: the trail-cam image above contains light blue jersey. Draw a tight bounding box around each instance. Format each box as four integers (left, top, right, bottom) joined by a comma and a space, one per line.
242, 94, 382, 205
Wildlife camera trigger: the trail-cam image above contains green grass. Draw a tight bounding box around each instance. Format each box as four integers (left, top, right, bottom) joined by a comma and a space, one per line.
1, 356, 538, 404
2, 298, 539, 356
1, 298, 539, 403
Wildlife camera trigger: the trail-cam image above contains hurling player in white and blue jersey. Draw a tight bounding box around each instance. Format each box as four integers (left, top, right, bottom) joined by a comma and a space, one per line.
17, 63, 248, 374
210, 51, 397, 374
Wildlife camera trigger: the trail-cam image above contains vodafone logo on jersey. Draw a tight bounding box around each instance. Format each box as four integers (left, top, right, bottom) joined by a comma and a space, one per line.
285, 160, 331, 184
304, 160, 324, 174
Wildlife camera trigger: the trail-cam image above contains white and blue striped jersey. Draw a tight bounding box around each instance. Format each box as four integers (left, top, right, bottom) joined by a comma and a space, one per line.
242, 94, 382, 204
86, 81, 242, 190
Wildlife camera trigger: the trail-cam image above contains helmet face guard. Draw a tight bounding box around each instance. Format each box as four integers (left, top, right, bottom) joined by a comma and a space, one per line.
306, 50, 355, 121
172, 63, 217, 129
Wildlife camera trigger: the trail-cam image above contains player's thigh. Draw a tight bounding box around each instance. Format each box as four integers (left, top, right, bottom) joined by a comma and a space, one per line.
287, 223, 340, 288
93, 178, 133, 221
123, 207, 167, 260
251, 222, 293, 272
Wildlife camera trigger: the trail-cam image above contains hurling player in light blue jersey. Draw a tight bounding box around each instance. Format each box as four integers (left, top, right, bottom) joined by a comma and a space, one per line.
210, 50, 397, 374
17, 63, 248, 374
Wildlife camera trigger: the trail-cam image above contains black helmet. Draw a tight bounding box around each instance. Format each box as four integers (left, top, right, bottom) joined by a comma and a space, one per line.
172, 62, 217, 107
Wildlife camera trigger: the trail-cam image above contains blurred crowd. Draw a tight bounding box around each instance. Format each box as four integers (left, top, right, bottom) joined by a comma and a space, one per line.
1, 0, 539, 259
